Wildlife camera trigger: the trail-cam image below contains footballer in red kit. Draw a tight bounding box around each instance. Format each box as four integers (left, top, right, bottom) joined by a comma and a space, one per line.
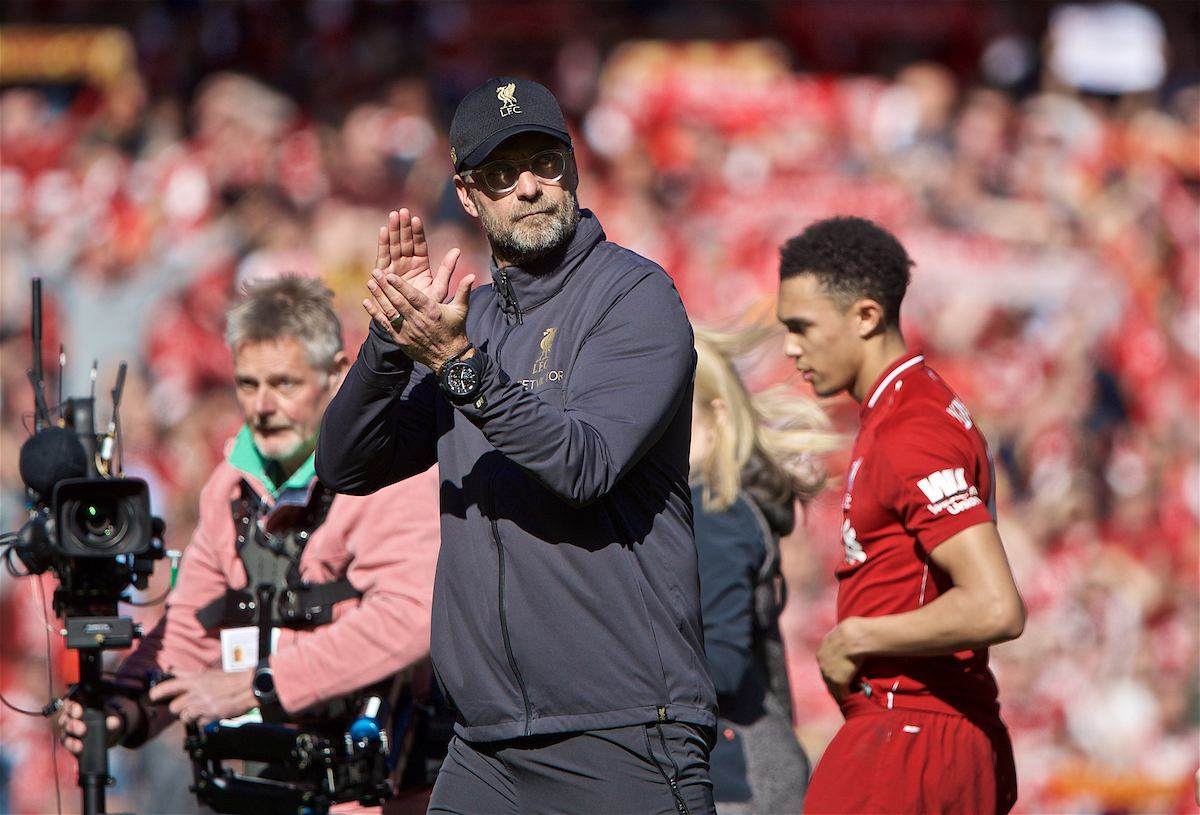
838, 350, 1003, 713
777, 217, 1024, 815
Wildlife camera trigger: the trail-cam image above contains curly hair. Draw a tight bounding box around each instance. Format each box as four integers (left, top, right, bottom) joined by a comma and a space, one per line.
778, 216, 913, 328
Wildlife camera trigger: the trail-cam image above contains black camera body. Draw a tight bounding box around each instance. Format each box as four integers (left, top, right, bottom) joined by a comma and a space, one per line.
53, 476, 154, 558
14, 399, 163, 621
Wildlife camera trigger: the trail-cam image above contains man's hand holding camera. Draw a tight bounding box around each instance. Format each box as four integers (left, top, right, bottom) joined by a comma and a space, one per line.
149, 669, 258, 727
57, 699, 128, 755
58, 669, 258, 754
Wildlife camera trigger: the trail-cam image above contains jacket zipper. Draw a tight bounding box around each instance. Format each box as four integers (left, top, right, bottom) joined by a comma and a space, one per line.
490, 514, 534, 735
489, 278, 534, 735
495, 268, 523, 325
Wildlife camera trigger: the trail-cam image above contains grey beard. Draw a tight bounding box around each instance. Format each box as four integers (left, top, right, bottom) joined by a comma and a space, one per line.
477, 190, 581, 268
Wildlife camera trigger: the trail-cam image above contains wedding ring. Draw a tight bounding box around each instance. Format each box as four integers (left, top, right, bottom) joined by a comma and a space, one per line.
389, 313, 404, 331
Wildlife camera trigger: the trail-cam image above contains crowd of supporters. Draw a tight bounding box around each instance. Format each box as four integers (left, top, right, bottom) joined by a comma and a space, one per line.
1, 5, 1196, 813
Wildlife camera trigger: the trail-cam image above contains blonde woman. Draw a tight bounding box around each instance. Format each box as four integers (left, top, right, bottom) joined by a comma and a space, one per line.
691, 322, 838, 814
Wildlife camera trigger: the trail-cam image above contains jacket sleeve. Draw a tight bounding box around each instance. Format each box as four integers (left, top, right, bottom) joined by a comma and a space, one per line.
269, 467, 441, 713
316, 321, 440, 494
694, 496, 762, 697
457, 268, 694, 507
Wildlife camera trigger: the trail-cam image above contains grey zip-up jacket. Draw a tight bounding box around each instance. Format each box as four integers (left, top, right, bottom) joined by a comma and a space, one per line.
316, 211, 717, 742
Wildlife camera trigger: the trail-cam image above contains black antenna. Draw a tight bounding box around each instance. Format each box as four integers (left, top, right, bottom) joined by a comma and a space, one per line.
26, 369, 52, 430
112, 361, 127, 410
29, 277, 50, 432
100, 362, 129, 476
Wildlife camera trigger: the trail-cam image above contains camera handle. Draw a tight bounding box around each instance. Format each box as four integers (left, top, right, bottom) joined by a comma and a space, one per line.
75, 648, 112, 815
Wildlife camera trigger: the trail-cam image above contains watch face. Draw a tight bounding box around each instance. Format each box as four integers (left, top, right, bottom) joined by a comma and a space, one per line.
444, 361, 479, 397
253, 669, 274, 696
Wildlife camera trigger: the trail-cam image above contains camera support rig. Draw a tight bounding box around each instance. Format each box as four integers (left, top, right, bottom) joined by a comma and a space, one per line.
44, 402, 164, 815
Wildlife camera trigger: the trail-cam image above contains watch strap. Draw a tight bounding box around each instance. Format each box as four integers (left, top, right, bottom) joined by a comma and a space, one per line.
437, 343, 475, 378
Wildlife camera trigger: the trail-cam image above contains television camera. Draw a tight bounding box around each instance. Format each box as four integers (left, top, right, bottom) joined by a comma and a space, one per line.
3, 277, 166, 815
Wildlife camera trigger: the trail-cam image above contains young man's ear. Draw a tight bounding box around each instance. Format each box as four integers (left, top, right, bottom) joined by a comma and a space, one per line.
854, 298, 886, 339
454, 176, 479, 219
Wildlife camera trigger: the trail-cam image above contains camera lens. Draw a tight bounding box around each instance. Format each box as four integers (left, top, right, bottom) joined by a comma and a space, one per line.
67, 498, 129, 549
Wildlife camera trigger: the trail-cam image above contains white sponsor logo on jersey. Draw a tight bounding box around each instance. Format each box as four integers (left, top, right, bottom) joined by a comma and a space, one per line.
917, 467, 982, 516
841, 519, 865, 565
843, 458, 862, 511
947, 398, 973, 429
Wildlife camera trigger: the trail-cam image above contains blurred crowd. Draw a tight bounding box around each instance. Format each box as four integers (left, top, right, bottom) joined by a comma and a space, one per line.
1, 2, 1197, 813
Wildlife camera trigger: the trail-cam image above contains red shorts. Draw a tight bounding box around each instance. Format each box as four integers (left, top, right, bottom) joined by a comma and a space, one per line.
804, 700, 1017, 814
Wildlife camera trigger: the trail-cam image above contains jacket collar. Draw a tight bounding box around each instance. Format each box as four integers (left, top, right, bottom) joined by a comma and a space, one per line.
227, 425, 318, 499
490, 209, 605, 323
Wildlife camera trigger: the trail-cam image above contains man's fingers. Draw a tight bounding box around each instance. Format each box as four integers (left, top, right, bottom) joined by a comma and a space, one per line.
57, 705, 121, 753
398, 208, 414, 258
389, 275, 430, 316
411, 215, 428, 260
58, 699, 82, 723
363, 297, 404, 336
432, 248, 463, 302
363, 298, 384, 325
371, 266, 405, 305
148, 676, 183, 704
167, 696, 189, 719
366, 273, 407, 330
449, 273, 476, 314
364, 272, 410, 335
388, 210, 403, 263
375, 226, 389, 271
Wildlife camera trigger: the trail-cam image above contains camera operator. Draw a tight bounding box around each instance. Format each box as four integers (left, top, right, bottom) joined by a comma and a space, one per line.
57, 275, 441, 810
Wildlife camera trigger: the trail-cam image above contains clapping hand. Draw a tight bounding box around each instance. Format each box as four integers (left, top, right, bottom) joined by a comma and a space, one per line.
363, 208, 476, 372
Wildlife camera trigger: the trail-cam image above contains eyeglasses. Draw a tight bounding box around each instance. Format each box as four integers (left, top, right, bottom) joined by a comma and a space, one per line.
460, 148, 572, 195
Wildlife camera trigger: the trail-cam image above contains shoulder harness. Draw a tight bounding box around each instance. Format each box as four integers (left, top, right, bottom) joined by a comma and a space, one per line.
196, 480, 362, 632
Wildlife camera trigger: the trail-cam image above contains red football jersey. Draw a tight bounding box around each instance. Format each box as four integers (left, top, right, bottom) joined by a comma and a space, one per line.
837, 349, 1004, 719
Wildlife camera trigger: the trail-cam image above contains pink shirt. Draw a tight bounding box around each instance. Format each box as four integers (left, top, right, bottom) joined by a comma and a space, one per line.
121, 456, 441, 716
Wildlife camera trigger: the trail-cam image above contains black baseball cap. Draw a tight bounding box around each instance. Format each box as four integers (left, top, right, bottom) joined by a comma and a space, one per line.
449, 77, 572, 173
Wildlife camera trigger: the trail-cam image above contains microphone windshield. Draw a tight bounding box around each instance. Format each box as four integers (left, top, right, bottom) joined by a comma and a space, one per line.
19, 427, 89, 498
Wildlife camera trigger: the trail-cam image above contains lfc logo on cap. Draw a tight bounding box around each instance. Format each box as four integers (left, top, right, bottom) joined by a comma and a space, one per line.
497, 83, 521, 117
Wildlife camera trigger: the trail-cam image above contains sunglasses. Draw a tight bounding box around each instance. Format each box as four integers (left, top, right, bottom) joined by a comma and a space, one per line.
460, 148, 572, 195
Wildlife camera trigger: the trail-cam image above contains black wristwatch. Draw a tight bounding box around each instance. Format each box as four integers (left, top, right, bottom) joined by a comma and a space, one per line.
252, 659, 278, 707
438, 344, 485, 404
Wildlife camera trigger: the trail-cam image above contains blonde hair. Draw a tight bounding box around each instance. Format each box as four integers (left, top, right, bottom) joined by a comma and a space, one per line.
692, 320, 840, 516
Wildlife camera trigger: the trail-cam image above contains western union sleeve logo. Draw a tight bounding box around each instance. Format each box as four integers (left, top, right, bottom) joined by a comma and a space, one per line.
917, 468, 967, 502
917, 467, 982, 516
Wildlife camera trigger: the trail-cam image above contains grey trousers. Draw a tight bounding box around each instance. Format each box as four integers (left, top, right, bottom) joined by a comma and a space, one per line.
427, 721, 717, 815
